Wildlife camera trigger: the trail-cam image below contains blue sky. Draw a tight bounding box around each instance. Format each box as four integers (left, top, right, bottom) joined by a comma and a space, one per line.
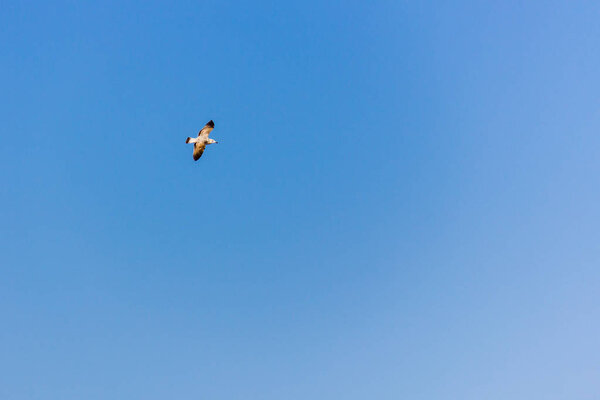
1, 1, 600, 398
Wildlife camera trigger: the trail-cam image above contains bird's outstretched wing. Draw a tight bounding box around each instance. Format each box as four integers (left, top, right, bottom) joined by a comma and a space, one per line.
198, 120, 215, 139
193, 143, 206, 161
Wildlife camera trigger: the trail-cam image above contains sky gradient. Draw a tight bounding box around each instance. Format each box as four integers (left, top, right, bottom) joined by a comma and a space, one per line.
1, 1, 600, 399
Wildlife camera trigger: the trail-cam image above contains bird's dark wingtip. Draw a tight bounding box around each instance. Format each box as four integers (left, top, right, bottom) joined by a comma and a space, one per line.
207, 120, 214, 128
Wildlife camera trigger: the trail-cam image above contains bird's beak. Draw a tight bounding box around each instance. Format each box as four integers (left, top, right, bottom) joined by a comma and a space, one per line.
215, 141, 219, 144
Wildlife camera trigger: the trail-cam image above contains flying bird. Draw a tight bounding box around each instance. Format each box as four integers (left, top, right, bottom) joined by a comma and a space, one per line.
185, 120, 218, 161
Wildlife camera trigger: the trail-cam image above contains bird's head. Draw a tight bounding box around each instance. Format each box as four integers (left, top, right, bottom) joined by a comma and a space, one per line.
208, 138, 218, 145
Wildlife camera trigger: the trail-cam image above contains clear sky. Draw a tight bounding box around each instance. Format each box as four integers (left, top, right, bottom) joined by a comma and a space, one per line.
1, 1, 600, 398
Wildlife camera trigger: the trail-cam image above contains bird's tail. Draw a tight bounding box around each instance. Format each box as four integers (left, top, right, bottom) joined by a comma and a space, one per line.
186, 137, 197, 144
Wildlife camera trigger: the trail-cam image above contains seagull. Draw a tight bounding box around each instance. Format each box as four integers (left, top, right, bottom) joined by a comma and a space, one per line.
185, 120, 218, 161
